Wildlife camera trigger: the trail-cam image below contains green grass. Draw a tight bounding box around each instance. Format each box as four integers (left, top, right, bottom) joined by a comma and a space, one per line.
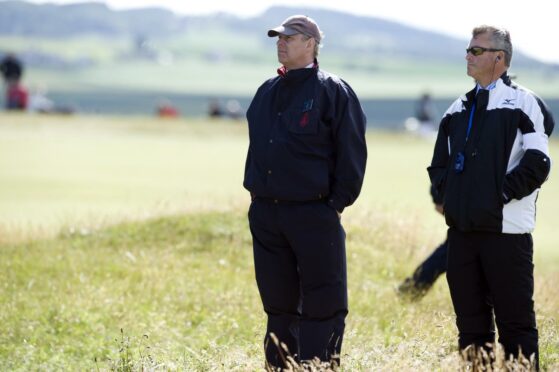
0, 211, 262, 370
5, 34, 559, 99
0, 35, 129, 63
0, 114, 558, 370
0, 114, 248, 241
1, 211, 558, 370
21, 55, 559, 99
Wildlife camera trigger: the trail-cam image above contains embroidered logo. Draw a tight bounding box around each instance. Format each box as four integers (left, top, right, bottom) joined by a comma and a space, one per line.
503, 98, 516, 106
302, 99, 314, 112
300, 112, 309, 127
299, 99, 314, 127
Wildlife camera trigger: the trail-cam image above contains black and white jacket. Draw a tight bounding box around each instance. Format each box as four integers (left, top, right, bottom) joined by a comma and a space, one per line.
428, 73, 554, 234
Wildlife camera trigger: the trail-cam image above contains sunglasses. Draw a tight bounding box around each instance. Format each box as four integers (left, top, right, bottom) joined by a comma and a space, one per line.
466, 46, 504, 56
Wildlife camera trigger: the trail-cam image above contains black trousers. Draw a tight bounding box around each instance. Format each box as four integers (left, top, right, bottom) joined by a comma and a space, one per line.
447, 228, 538, 366
248, 199, 347, 368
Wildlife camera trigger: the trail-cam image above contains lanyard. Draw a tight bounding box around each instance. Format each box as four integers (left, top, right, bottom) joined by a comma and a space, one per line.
466, 101, 476, 142
467, 80, 497, 141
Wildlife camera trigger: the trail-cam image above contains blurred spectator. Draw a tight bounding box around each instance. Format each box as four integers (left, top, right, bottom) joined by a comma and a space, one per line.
398, 186, 447, 300
415, 92, 437, 124
28, 85, 54, 113
1, 53, 27, 110
156, 99, 179, 118
1, 53, 23, 84
6, 82, 28, 110
404, 92, 439, 138
225, 99, 243, 120
209, 98, 244, 120
208, 99, 223, 118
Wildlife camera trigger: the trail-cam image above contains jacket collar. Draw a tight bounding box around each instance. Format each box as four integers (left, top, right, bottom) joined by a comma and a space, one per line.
277, 58, 318, 78
462, 71, 511, 105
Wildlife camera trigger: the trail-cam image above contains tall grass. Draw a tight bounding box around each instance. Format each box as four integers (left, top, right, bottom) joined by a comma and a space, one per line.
1, 209, 558, 370
0, 114, 557, 370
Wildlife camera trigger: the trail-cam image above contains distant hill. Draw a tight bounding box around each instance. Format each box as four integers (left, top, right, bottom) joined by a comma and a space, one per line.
0, 1, 553, 68
0, 0, 184, 37
1, 0, 558, 119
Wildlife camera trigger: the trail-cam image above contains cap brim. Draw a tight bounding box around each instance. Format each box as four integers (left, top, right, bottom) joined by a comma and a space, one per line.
267, 26, 299, 37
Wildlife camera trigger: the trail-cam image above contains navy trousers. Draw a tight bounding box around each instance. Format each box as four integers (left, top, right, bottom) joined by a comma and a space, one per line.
447, 228, 538, 367
412, 239, 448, 287
248, 198, 347, 368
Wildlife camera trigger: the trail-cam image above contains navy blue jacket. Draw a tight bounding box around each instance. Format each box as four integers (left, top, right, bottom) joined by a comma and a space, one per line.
243, 65, 367, 213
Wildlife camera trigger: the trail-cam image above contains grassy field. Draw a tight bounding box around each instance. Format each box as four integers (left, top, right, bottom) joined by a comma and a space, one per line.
4, 34, 559, 100
0, 113, 558, 370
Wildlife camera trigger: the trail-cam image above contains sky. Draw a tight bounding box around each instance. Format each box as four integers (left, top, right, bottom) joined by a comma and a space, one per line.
24, 0, 559, 64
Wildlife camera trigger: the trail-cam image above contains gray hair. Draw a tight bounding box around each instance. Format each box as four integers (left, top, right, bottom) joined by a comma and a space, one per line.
472, 25, 513, 67
301, 33, 324, 58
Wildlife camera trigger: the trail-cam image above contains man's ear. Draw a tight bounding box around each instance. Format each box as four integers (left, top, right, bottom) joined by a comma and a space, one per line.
307, 38, 315, 50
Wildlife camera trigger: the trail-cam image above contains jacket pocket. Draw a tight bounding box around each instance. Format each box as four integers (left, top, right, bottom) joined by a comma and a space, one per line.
287, 108, 319, 135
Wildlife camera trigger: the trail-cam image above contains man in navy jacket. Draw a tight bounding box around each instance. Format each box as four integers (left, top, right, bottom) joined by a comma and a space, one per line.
243, 15, 367, 369
428, 25, 554, 369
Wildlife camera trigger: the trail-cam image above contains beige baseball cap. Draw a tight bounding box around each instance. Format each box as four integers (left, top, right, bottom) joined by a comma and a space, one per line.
267, 15, 322, 43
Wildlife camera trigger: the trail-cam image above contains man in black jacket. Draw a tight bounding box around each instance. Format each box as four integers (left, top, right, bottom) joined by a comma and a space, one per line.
428, 25, 554, 369
243, 15, 367, 369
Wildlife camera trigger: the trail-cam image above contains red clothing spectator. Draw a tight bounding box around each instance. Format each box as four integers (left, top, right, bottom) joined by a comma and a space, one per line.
7, 83, 28, 110
157, 103, 179, 118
